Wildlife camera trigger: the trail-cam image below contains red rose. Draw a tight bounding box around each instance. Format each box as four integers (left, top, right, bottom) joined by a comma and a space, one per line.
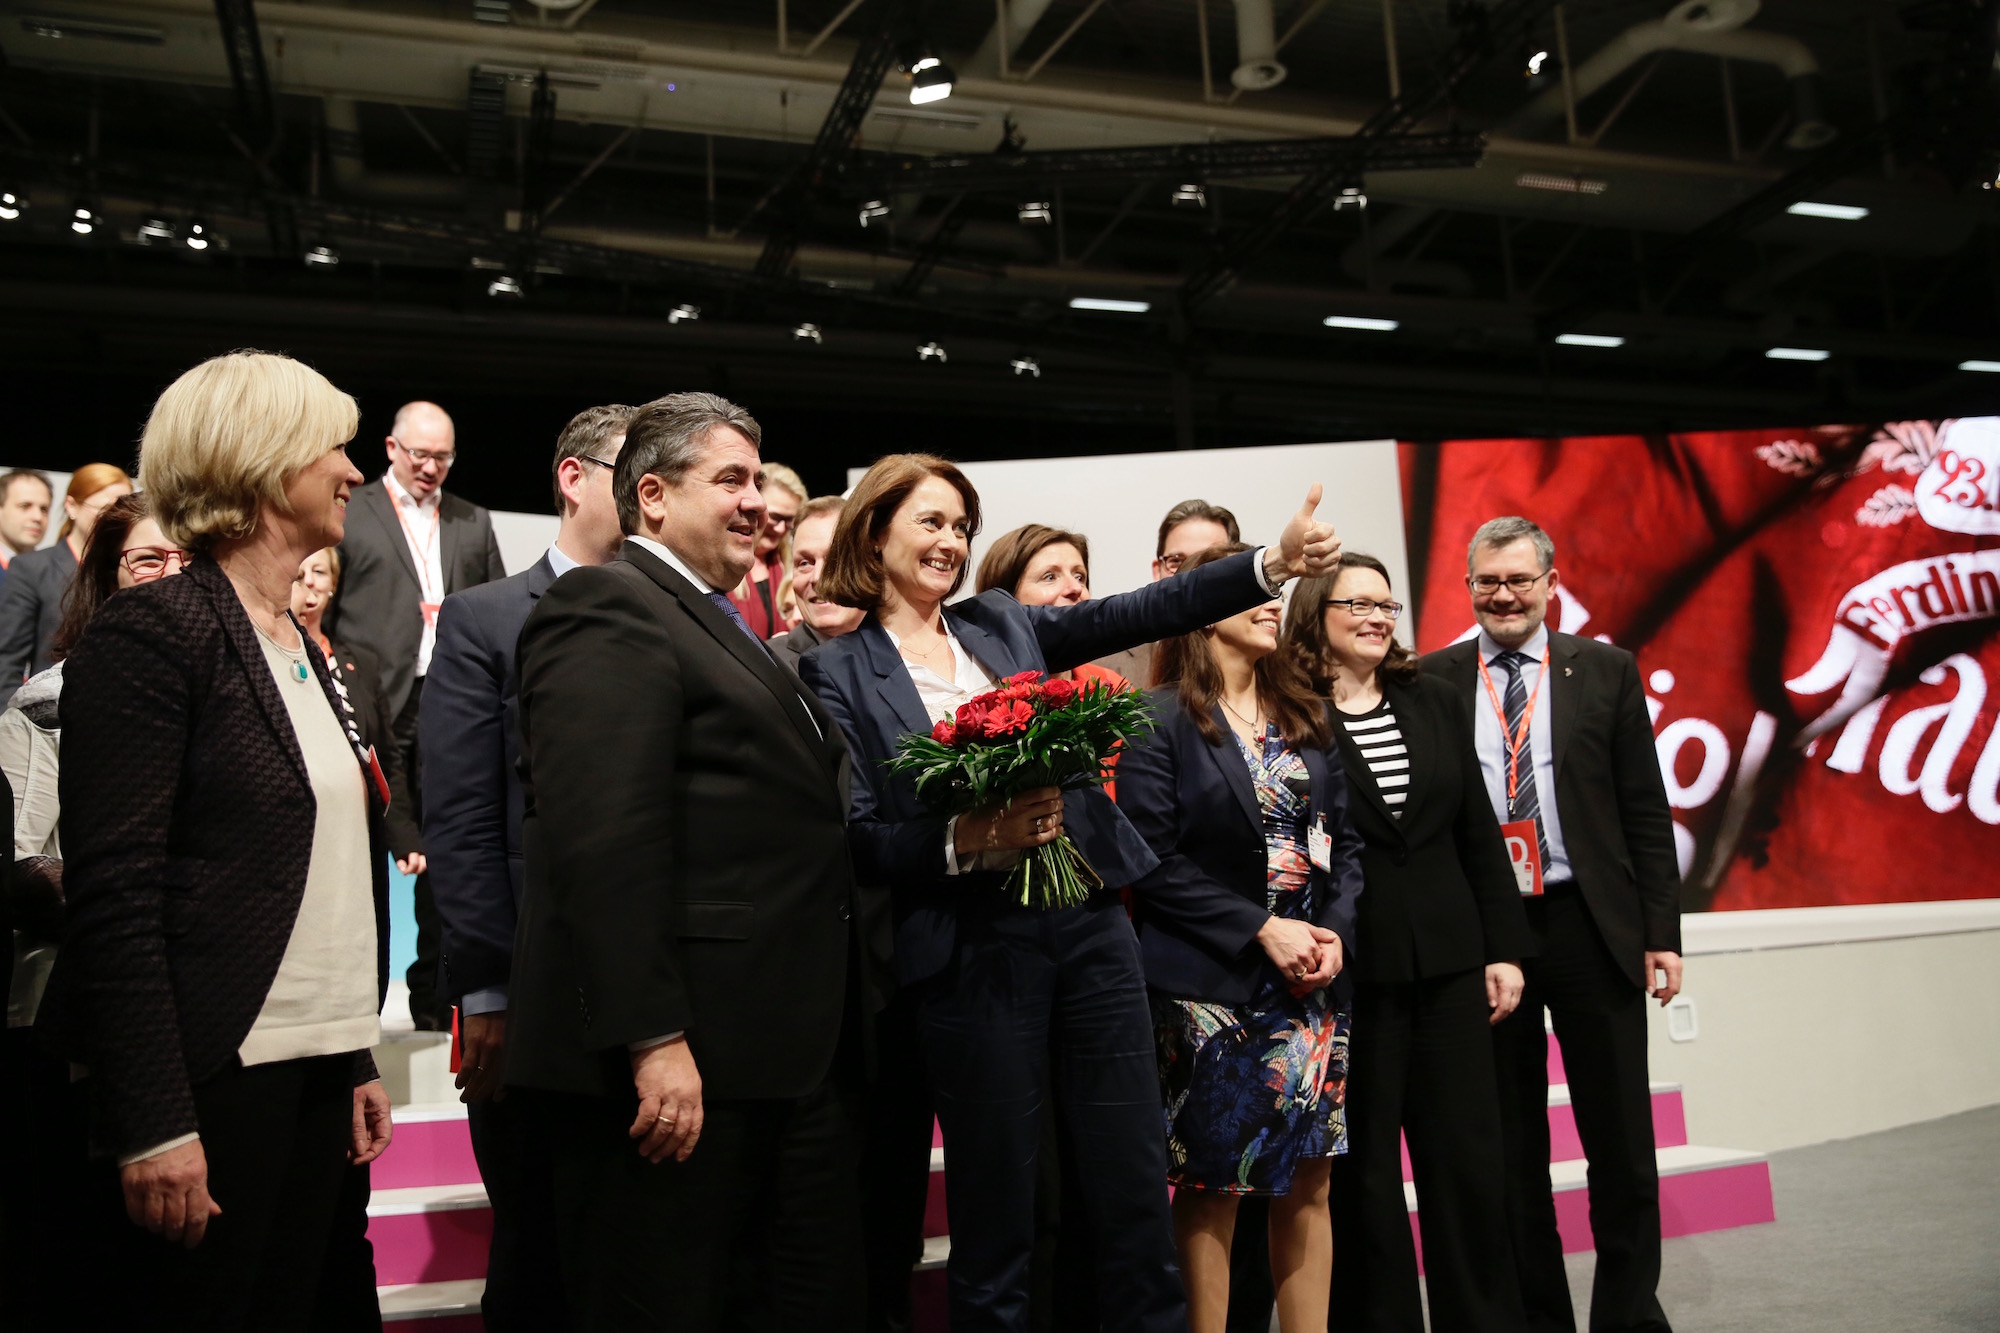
1007, 670, 1042, 687
931, 719, 957, 745
1041, 677, 1077, 707
955, 701, 984, 731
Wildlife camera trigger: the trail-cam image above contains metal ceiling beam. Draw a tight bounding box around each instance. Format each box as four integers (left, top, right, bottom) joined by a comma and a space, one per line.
211, 0, 277, 160
856, 130, 1485, 194
1178, 0, 1560, 310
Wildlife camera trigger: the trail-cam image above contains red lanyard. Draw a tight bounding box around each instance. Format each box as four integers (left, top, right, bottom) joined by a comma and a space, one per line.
389, 480, 442, 601
1476, 644, 1550, 803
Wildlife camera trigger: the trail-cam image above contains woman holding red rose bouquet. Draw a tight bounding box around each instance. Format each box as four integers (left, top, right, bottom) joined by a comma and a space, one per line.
798, 454, 1344, 1333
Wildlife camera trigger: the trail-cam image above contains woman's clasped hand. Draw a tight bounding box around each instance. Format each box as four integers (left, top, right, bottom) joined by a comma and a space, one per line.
1256, 914, 1345, 994
952, 784, 1065, 857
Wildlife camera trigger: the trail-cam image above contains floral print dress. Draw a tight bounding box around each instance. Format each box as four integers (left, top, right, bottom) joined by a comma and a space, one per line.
1152, 724, 1353, 1195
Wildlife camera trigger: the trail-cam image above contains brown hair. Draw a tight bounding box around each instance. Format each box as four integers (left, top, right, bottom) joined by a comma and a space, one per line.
58, 462, 135, 541
819, 453, 982, 611
1281, 552, 1419, 695
51, 493, 152, 660
1153, 542, 1330, 750
1156, 498, 1239, 557
777, 495, 845, 622
551, 403, 633, 515
974, 523, 1091, 598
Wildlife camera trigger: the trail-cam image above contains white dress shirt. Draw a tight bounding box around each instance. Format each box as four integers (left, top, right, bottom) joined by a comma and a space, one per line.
383, 473, 446, 678
1472, 623, 1572, 884
882, 622, 1006, 877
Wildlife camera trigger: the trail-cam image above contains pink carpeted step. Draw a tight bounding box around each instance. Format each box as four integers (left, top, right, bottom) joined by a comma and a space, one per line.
1397, 1082, 1688, 1181
372, 1106, 481, 1189
368, 1185, 493, 1286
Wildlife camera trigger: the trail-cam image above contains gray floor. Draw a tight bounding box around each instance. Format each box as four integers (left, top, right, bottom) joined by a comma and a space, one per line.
1559, 1104, 2000, 1333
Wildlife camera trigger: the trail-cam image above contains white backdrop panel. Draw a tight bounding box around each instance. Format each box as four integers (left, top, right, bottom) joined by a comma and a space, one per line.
852, 439, 1411, 639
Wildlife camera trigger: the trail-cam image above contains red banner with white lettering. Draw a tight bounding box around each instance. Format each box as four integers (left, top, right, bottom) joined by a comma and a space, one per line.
1402, 422, 2000, 912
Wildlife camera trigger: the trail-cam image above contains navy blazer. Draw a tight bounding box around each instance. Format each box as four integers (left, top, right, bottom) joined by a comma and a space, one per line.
0, 541, 76, 706
421, 553, 557, 1003
799, 546, 1275, 985
1119, 688, 1365, 1007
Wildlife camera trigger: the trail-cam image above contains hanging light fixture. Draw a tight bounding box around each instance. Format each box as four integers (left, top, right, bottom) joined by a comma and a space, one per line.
69, 201, 97, 235
793, 322, 824, 343
1333, 186, 1368, 211
1171, 183, 1207, 209
487, 274, 525, 298
1010, 356, 1041, 378
858, 199, 891, 227
908, 54, 955, 105
668, 303, 701, 324
917, 341, 947, 363
1018, 200, 1053, 225
136, 216, 176, 243
183, 218, 212, 251
304, 244, 341, 268
0, 190, 24, 221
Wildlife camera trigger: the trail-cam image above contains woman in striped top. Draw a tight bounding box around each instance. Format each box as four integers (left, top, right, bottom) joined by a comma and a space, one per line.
1282, 553, 1533, 1333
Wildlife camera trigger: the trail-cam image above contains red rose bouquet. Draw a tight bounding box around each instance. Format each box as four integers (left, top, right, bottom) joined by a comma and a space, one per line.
887, 670, 1155, 909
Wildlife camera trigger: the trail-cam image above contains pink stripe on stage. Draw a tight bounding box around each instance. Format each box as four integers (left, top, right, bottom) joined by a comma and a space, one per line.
371, 1117, 482, 1189
368, 1209, 494, 1286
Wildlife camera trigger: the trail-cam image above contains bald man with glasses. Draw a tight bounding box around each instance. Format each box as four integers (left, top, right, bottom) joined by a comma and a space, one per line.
327, 400, 509, 1031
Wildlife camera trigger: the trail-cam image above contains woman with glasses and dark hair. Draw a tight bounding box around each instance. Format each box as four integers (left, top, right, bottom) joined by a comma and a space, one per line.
1279, 552, 1533, 1333
1, 492, 186, 1327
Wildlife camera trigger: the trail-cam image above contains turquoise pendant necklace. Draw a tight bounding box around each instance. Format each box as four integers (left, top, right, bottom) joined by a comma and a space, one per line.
292, 660, 311, 684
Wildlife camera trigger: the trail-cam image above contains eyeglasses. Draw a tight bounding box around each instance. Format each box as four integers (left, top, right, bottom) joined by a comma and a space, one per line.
1325, 597, 1403, 620
1157, 552, 1195, 575
121, 547, 189, 581
578, 454, 616, 471
392, 438, 457, 469
1468, 571, 1553, 596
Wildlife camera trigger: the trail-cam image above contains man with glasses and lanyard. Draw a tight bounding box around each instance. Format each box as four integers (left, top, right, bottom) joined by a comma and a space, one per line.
327, 400, 508, 1032
1422, 516, 1683, 1333
418, 405, 631, 1330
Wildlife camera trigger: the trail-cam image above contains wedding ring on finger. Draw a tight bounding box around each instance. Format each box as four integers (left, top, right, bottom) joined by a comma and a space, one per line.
656, 1115, 677, 1127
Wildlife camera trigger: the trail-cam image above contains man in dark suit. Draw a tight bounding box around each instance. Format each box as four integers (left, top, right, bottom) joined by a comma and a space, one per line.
420, 403, 631, 1331
508, 393, 866, 1330
1422, 517, 1683, 1333
327, 400, 508, 1029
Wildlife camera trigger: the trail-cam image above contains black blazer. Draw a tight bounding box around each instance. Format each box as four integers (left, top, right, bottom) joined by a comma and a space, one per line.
0, 541, 76, 705
325, 479, 508, 720
1331, 674, 1533, 986
325, 636, 422, 858
38, 558, 390, 1157
507, 543, 859, 1101
1118, 689, 1366, 1007
1423, 633, 1682, 987
798, 547, 1276, 986
420, 554, 556, 1003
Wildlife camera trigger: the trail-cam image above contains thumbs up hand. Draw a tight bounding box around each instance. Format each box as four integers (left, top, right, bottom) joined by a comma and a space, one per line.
1265, 483, 1343, 584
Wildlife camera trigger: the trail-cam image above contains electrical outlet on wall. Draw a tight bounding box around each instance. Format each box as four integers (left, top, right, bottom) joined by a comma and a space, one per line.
1666, 995, 1699, 1043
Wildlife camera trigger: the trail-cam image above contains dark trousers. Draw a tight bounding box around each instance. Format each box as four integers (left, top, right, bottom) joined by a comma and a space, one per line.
468, 1095, 569, 1331
2, 1025, 94, 1330
862, 993, 936, 1333
393, 679, 447, 1029
311, 1163, 385, 1333
916, 896, 1183, 1333
1029, 1094, 1100, 1333
1348, 969, 1525, 1333
89, 1054, 356, 1331
546, 1071, 866, 1332
1494, 884, 1669, 1333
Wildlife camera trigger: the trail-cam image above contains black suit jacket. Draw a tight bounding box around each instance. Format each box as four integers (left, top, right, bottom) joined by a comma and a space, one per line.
0, 541, 76, 705
325, 479, 508, 719
799, 547, 1275, 986
507, 542, 859, 1101
1331, 674, 1533, 985
38, 558, 389, 1157
1118, 689, 1367, 1007
421, 554, 556, 1003
1423, 632, 1682, 987
326, 636, 423, 857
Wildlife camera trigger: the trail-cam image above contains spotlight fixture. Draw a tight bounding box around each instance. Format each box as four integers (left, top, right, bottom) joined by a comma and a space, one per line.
0, 190, 23, 220
304, 244, 341, 268
1171, 183, 1207, 209
1018, 200, 1053, 225
1786, 201, 1869, 221
793, 322, 824, 344
909, 55, 956, 105
858, 199, 890, 227
487, 274, 525, 298
1069, 296, 1151, 314
1323, 314, 1399, 332
668, 303, 701, 324
69, 202, 96, 236
1765, 346, 1830, 362
1960, 359, 2000, 373
1010, 356, 1041, 378
136, 216, 176, 244
1526, 49, 1550, 76
1332, 186, 1367, 211
1554, 333, 1625, 348
184, 218, 212, 251
917, 341, 947, 363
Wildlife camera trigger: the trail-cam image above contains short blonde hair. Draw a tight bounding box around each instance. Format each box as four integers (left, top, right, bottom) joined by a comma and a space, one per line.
139, 351, 359, 551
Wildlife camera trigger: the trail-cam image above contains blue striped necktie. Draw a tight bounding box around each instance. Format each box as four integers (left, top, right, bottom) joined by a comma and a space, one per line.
1496, 649, 1553, 866
707, 591, 763, 645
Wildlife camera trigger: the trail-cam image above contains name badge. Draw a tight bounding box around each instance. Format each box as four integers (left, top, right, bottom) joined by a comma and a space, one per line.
1501, 819, 1543, 896
1307, 818, 1333, 873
